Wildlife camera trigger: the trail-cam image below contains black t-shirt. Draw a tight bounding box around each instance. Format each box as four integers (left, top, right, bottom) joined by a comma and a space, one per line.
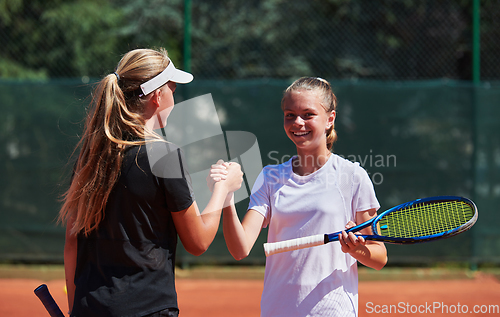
72, 142, 194, 317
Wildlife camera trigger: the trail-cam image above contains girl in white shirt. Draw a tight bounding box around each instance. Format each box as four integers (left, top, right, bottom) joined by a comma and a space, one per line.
211, 77, 387, 317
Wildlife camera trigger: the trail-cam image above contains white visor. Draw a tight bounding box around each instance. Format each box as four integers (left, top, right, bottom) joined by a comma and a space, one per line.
140, 59, 193, 96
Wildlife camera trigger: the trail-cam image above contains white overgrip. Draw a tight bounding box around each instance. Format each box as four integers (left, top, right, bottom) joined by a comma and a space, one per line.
263, 234, 325, 256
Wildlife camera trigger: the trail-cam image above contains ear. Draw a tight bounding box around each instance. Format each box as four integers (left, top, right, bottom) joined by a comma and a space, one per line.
151, 89, 162, 108
326, 110, 336, 129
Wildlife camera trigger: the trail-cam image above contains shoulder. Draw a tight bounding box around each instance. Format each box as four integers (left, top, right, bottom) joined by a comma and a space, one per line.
261, 163, 280, 175
261, 157, 292, 178
122, 144, 147, 165
123, 141, 186, 178
330, 153, 363, 174
251, 158, 291, 192
143, 140, 179, 154
331, 153, 359, 167
330, 153, 372, 184
124, 143, 143, 155
124, 142, 171, 165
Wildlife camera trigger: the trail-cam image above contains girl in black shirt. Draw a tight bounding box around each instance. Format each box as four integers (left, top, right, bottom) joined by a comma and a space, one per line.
59, 48, 242, 317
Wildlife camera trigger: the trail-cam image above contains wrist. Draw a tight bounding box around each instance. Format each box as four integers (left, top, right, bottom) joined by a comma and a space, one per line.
224, 192, 235, 208
213, 180, 228, 191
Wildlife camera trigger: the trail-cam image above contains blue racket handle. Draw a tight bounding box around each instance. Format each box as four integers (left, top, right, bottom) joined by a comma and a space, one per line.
34, 284, 65, 317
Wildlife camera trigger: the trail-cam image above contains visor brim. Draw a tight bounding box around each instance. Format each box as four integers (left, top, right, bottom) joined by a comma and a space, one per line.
170, 69, 194, 84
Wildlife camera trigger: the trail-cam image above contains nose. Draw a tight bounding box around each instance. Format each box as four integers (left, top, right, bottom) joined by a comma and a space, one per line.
294, 115, 305, 125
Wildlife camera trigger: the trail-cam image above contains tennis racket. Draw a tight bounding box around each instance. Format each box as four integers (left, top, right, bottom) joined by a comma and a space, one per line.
264, 196, 477, 256
34, 284, 65, 317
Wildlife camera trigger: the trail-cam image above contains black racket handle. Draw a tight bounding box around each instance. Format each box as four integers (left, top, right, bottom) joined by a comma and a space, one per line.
34, 284, 65, 317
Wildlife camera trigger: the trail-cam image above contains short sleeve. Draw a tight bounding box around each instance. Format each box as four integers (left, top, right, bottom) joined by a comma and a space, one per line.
161, 176, 195, 213
248, 169, 271, 228
352, 165, 380, 213
146, 141, 195, 212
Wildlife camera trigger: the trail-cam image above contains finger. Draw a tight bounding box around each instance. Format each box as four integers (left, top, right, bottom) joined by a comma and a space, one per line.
339, 231, 354, 252
338, 233, 346, 249
210, 174, 227, 181
347, 232, 359, 245
210, 170, 228, 176
210, 166, 228, 174
211, 164, 228, 171
212, 162, 227, 169
342, 231, 352, 246
345, 221, 356, 229
226, 162, 242, 174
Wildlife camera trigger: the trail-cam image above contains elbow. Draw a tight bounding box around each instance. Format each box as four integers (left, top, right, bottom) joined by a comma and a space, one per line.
373, 255, 388, 271
233, 254, 248, 261
231, 249, 250, 261
185, 242, 210, 257
187, 248, 207, 257
188, 248, 206, 257
368, 243, 388, 271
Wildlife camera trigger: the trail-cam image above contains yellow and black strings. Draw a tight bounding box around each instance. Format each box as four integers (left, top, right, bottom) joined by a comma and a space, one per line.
378, 201, 474, 238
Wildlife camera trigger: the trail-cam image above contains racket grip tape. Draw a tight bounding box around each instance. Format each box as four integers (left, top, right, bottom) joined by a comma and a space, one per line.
34, 284, 65, 317
264, 234, 326, 256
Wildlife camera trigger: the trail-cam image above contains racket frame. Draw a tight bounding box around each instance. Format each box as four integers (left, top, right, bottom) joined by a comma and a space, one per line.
327, 195, 478, 244
264, 195, 478, 256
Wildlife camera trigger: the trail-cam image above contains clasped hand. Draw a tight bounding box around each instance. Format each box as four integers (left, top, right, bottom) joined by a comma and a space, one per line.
206, 159, 243, 195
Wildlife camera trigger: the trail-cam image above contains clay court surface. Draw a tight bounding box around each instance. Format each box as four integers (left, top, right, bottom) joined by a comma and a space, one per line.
1, 266, 499, 317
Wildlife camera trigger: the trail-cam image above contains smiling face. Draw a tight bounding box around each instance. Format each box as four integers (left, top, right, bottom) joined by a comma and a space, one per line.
282, 89, 335, 155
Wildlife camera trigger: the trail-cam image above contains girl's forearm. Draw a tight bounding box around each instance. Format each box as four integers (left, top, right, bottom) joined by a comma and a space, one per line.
349, 242, 387, 270
172, 182, 229, 256
222, 204, 253, 260
194, 182, 229, 248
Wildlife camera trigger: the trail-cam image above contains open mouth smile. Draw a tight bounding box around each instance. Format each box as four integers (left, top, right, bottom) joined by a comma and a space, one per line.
292, 131, 310, 136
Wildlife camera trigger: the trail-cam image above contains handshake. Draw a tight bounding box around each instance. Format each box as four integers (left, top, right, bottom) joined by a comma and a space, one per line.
207, 159, 244, 206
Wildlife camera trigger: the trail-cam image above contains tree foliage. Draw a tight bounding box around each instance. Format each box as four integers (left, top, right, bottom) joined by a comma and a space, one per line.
0, 0, 497, 80
0, 0, 184, 78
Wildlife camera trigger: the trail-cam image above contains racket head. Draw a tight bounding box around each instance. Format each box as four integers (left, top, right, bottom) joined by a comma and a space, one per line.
369, 196, 477, 244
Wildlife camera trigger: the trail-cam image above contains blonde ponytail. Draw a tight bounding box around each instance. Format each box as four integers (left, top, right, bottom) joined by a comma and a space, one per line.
59, 48, 171, 236
326, 124, 337, 151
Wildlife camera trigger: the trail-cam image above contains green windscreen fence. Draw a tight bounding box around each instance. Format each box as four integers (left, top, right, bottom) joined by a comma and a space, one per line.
1, 79, 499, 265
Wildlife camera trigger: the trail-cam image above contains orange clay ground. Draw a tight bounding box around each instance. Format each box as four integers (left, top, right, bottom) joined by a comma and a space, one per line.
1, 266, 499, 317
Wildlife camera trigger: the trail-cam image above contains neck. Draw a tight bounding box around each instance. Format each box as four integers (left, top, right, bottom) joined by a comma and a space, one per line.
293, 148, 332, 176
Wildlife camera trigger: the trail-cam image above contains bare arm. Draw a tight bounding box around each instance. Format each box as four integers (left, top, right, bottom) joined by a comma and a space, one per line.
172, 163, 243, 256
338, 208, 388, 270
207, 161, 265, 260
64, 218, 77, 313
223, 205, 264, 260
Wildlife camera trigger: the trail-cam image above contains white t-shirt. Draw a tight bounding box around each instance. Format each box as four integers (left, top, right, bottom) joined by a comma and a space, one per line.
249, 154, 380, 317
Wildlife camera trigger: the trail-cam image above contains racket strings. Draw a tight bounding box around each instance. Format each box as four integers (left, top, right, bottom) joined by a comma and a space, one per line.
379, 201, 474, 238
